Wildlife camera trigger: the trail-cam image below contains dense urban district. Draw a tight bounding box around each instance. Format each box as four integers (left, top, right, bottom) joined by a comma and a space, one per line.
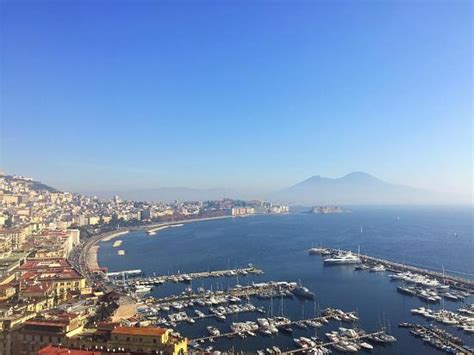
0, 173, 289, 354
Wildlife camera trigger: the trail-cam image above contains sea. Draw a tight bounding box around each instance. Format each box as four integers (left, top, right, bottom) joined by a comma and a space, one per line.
98, 206, 474, 354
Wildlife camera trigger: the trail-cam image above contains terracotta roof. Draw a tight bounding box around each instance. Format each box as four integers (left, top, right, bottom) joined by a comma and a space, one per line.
20, 258, 70, 270
37, 344, 104, 354
24, 320, 67, 328
112, 326, 168, 336
23, 281, 52, 294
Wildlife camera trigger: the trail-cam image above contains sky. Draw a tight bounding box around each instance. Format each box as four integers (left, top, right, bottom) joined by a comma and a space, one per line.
1, 0, 472, 196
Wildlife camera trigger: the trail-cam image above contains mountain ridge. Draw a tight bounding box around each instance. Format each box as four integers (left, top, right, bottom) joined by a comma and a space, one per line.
270, 172, 452, 205
5, 172, 468, 205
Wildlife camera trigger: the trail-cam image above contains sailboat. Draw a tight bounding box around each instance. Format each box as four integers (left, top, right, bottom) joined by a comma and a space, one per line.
438, 265, 449, 290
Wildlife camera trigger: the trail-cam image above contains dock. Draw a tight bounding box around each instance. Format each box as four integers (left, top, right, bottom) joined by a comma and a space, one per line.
404, 323, 472, 354
117, 267, 264, 286
282, 331, 385, 354
191, 312, 358, 342
322, 248, 474, 293
146, 281, 296, 306
147, 223, 184, 234
107, 269, 143, 278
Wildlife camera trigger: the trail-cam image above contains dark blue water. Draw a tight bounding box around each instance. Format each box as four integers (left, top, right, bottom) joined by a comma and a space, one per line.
99, 206, 474, 354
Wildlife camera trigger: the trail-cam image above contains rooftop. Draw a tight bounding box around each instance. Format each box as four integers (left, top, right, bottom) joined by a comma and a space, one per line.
111, 326, 168, 337
37, 344, 108, 354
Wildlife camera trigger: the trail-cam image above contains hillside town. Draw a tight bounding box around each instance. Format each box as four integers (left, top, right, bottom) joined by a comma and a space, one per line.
0, 173, 289, 354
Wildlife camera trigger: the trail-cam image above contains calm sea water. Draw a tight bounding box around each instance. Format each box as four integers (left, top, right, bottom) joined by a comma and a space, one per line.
99, 206, 474, 354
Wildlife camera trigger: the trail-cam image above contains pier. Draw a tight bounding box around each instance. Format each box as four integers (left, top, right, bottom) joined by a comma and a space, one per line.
146, 281, 297, 306
113, 266, 264, 285
191, 312, 359, 342
146, 223, 184, 234
282, 331, 386, 354
404, 323, 472, 354
321, 248, 474, 293
107, 269, 143, 278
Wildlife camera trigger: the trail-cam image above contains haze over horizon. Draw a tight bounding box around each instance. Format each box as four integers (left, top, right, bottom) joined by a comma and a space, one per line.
1, 1, 472, 198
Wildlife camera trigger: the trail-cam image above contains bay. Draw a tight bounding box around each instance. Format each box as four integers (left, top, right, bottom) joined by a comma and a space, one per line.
98, 206, 474, 354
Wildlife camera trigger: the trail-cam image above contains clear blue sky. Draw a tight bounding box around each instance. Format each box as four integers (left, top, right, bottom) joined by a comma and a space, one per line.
1, 0, 472, 195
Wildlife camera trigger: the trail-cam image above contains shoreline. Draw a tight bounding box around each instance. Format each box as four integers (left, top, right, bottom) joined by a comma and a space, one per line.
84, 213, 277, 272
84, 212, 291, 271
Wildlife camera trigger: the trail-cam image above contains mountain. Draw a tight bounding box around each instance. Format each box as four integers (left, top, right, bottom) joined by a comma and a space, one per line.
270, 172, 455, 205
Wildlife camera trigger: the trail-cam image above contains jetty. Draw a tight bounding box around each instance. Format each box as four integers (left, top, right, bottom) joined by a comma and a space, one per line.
192, 312, 359, 342
281, 331, 386, 354
146, 281, 297, 306
107, 269, 143, 278
114, 267, 263, 286
314, 248, 474, 293
147, 223, 184, 235
403, 323, 472, 354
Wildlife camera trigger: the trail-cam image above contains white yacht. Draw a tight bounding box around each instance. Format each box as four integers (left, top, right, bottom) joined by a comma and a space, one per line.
370, 264, 386, 272
207, 326, 220, 336
134, 285, 152, 294
324, 251, 361, 265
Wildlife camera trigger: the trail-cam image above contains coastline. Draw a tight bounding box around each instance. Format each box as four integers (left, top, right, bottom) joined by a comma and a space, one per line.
84, 214, 253, 272
85, 213, 287, 272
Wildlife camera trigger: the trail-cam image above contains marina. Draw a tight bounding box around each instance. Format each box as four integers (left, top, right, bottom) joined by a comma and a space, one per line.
410, 305, 474, 332
183, 306, 397, 354
402, 323, 473, 354
108, 266, 264, 287
128, 270, 400, 354
139, 280, 303, 305
98, 209, 474, 353
190, 310, 360, 342
281, 330, 394, 354
309, 247, 474, 293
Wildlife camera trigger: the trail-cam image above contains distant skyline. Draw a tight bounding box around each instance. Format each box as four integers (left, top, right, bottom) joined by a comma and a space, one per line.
1, 0, 472, 198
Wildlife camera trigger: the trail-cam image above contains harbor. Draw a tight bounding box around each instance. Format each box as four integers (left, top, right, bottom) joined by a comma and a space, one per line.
119, 266, 400, 354
110, 266, 264, 287
309, 246, 474, 293
410, 305, 474, 333
132, 280, 308, 305
106, 262, 399, 353
401, 322, 473, 354
191, 311, 360, 342
96, 211, 474, 353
